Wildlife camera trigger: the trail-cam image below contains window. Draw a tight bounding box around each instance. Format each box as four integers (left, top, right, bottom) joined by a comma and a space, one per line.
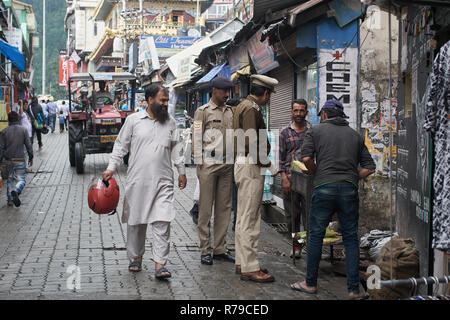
173, 15, 178, 26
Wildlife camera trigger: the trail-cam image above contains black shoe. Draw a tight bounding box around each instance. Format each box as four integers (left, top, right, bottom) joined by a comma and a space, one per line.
11, 191, 21, 207
190, 203, 199, 225
213, 251, 235, 263
201, 254, 213, 265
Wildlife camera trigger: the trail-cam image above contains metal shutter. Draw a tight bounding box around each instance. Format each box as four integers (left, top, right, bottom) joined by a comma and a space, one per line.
268, 63, 294, 199
269, 63, 294, 130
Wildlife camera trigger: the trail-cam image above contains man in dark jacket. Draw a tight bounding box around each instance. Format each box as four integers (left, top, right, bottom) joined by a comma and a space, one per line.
290, 99, 375, 300
30, 96, 47, 149
0, 111, 33, 207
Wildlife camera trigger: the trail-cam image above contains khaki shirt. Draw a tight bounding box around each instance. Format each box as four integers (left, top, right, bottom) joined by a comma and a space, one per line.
192, 99, 234, 166
232, 95, 271, 167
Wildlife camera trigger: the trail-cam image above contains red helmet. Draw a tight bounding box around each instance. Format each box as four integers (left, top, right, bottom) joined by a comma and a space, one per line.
88, 178, 120, 215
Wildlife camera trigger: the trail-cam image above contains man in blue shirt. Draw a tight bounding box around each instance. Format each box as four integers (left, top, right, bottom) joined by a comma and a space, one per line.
46, 98, 58, 133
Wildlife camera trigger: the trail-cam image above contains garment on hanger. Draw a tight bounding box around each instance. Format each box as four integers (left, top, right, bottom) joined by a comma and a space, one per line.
423, 40, 450, 253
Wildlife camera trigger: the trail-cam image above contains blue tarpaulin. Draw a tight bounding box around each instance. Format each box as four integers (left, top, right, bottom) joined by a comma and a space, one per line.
0, 39, 26, 71
196, 63, 227, 84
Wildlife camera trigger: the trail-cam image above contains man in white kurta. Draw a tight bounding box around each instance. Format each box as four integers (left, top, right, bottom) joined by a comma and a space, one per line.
102, 84, 186, 279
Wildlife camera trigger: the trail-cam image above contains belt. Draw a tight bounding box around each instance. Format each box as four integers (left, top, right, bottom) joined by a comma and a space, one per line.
5, 158, 25, 162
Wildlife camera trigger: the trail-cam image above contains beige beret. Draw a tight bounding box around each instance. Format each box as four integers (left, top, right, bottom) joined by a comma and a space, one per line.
250, 74, 279, 92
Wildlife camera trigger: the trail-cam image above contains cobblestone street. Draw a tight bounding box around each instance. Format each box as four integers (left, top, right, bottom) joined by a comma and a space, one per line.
0, 132, 349, 300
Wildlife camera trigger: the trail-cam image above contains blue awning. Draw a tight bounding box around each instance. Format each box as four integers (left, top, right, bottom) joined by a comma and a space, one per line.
0, 39, 26, 71
196, 63, 226, 84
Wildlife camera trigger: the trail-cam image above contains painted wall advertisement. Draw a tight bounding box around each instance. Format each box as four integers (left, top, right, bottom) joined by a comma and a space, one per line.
59, 52, 77, 87
318, 47, 358, 129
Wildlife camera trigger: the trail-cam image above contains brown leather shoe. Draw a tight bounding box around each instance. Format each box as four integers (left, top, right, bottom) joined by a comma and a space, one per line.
240, 270, 275, 283
235, 265, 268, 275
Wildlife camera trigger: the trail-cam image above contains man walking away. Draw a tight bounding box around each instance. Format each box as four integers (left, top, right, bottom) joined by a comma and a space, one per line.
192, 77, 235, 265
278, 99, 311, 258
232, 75, 279, 283
0, 112, 33, 207
47, 98, 58, 133
41, 99, 48, 126
30, 97, 46, 149
290, 99, 375, 300
102, 83, 187, 279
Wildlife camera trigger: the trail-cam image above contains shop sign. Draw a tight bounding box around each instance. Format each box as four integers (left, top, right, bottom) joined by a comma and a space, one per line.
247, 28, 279, 74
229, 45, 249, 74
318, 47, 358, 129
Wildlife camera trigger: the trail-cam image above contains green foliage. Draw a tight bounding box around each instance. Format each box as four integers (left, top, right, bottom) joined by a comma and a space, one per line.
21, 0, 67, 99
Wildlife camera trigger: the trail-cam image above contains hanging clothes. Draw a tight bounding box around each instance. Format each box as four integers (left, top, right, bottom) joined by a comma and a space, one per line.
423, 40, 450, 253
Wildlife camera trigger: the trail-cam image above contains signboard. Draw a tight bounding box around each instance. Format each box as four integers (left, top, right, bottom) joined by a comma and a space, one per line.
59, 52, 77, 87
229, 45, 249, 74
247, 28, 279, 74
75, 10, 86, 51
4, 27, 22, 52
318, 47, 358, 129
139, 36, 160, 74
140, 35, 202, 58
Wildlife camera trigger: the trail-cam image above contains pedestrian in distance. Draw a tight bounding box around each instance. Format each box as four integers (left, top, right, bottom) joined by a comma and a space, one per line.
29, 96, 47, 149
58, 110, 65, 133
278, 99, 312, 259
232, 74, 279, 283
41, 99, 48, 126
290, 99, 375, 300
192, 77, 235, 266
46, 98, 58, 133
0, 111, 33, 207
18, 99, 34, 174
102, 83, 187, 279
59, 101, 69, 130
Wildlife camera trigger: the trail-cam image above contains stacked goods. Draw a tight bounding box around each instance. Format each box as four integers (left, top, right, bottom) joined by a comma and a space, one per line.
295, 226, 342, 245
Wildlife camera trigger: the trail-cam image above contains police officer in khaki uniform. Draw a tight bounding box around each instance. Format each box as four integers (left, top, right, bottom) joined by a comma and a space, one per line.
192, 77, 235, 265
233, 74, 278, 282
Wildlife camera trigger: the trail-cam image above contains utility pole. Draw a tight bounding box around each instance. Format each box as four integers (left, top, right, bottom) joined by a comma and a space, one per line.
197, 0, 200, 33
42, 0, 46, 95
140, 0, 144, 33
122, 0, 127, 69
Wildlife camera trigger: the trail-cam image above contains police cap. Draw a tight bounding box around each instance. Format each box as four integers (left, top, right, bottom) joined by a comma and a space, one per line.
211, 77, 234, 89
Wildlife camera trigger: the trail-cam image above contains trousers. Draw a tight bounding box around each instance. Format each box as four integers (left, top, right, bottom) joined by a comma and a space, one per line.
126, 222, 171, 265
234, 158, 265, 273
197, 164, 232, 255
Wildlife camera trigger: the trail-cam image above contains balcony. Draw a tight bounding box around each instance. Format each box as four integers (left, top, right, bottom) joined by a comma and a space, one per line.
97, 56, 122, 71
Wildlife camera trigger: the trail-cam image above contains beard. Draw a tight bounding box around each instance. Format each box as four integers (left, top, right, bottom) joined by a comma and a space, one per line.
150, 103, 169, 123
293, 115, 306, 124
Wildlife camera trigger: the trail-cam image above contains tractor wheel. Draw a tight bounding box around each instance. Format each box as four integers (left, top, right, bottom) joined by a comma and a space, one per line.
69, 122, 83, 167
75, 142, 84, 174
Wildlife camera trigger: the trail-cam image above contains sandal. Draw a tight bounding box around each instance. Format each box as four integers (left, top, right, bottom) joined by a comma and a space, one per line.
155, 267, 171, 280
349, 292, 369, 300
128, 260, 142, 272
290, 281, 317, 294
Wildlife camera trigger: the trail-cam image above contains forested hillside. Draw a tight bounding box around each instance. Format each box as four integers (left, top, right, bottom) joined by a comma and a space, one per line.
22, 0, 67, 98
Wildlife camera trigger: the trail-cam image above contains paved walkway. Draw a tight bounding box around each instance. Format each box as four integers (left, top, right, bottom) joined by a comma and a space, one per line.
0, 131, 350, 300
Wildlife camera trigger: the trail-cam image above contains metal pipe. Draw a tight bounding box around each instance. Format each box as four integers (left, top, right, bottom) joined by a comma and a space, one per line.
380, 276, 450, 288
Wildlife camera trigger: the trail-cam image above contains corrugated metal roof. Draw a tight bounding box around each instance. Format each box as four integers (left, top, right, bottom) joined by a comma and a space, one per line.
253, 0, 309, 22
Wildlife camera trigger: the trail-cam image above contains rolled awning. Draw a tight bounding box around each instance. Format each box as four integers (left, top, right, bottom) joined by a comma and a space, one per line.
0, 39, 25, 71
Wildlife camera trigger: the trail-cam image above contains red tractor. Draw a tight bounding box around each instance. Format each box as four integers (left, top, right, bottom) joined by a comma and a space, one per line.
68, 72, 137, 174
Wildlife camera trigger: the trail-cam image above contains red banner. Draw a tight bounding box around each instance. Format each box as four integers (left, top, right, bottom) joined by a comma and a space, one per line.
59, 54, 77, 87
